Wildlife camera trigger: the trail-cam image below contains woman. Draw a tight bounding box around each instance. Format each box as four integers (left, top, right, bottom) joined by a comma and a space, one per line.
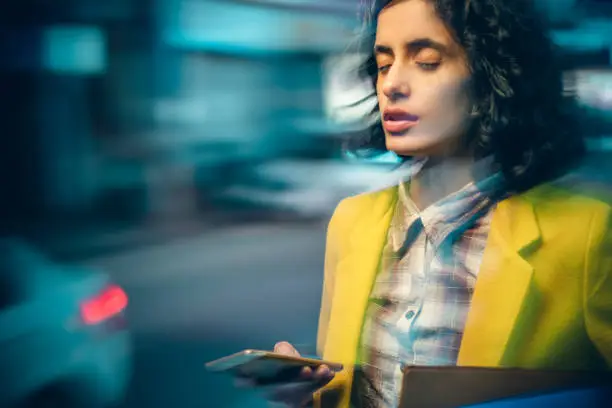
250, 0, 612, 407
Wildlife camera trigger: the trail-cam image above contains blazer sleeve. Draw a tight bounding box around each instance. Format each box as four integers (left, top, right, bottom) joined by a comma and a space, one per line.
316, 199, 347, 356
584, 202, 612, 367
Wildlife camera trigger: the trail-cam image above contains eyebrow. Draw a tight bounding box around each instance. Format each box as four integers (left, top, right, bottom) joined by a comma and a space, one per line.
374, 38, 449, 56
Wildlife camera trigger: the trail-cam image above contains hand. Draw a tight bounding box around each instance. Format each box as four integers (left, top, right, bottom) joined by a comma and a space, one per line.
236, 341, 335, 408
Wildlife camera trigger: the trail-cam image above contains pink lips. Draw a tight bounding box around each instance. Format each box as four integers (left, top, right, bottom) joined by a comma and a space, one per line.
383, 109, 419, 134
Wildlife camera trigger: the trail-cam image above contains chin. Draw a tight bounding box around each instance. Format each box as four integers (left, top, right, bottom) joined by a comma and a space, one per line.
385, 136, 442, 157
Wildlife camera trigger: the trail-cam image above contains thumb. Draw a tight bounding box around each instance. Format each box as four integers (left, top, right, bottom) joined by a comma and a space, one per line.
274, 341, 301, 357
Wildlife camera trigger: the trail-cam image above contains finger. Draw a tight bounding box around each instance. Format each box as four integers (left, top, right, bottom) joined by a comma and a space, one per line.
300, 366, 313, 379
262, 380, 329, 406
313, 365, 334, 381
274, 341, 301, 357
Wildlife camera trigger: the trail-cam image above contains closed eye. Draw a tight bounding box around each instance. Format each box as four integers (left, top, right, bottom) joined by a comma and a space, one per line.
416, 61, 440, 71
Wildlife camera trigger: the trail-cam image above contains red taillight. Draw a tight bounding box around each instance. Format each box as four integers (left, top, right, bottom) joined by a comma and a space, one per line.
80, 284, 128, 325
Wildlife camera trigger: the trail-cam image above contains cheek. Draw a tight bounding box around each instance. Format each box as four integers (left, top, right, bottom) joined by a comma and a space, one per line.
414, 79, 473, 143
417, 85, 472, 138
375, 84, 385, 106
424, 78, 470, 110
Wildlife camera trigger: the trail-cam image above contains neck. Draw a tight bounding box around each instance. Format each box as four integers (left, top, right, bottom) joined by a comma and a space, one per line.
409, 156, 493, 209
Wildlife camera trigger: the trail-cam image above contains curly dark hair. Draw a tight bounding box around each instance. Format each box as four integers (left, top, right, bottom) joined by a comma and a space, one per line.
347, 0, 585, 193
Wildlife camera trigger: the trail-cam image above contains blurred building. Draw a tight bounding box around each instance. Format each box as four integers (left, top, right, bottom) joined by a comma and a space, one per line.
0, 0, 612, 247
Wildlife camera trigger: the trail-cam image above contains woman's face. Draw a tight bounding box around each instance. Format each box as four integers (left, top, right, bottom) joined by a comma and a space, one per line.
375, 0, 473, 158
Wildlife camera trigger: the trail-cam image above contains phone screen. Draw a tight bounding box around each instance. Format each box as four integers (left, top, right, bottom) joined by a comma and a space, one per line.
206, 350, 342, 385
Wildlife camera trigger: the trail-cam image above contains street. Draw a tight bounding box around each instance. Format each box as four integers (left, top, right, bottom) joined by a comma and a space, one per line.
84, 222, 328, 408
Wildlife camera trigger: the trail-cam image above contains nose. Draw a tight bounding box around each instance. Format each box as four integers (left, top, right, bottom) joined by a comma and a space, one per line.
381, 64, 410, 101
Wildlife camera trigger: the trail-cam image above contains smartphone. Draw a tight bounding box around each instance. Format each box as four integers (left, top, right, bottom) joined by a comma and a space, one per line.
205, 349, 343, 385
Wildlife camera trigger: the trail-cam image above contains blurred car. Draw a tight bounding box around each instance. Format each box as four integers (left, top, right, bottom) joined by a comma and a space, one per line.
0, 239, 131, 408
206, 158, 400, 219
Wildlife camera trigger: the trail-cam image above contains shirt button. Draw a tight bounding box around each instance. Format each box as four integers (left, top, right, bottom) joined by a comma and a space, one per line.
405, 310, 416, 319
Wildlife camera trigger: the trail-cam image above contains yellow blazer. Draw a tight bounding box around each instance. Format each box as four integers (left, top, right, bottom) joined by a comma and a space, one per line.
314, 182, 612, 408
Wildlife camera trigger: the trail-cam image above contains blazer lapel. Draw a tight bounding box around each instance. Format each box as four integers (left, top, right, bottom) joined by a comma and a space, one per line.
457, 195, 542, 367
324, 187, 397, 365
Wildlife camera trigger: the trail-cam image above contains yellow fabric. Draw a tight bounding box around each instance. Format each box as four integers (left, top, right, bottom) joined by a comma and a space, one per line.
313, 182, 612, 408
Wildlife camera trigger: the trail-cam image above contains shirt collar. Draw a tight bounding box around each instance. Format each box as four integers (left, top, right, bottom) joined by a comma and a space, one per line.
395, 158, 505, 248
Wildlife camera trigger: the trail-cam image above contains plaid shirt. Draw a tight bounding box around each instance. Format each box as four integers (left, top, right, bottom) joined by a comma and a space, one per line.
352, 172, 504, 408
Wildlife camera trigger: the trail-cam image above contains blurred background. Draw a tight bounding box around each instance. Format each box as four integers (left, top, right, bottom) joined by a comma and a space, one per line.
0, 0, 612, 407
